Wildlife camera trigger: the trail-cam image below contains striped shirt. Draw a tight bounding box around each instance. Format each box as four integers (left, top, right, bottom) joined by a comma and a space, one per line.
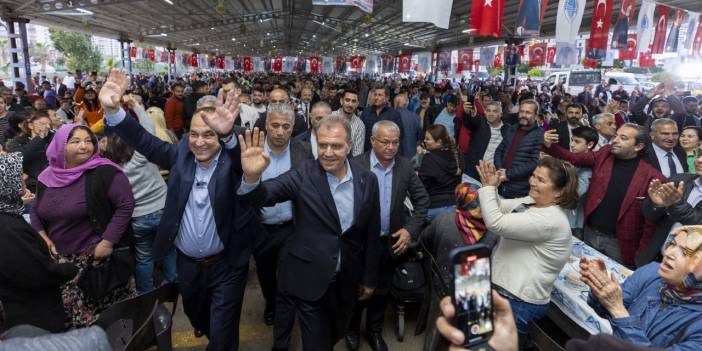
331, 109, 365, 156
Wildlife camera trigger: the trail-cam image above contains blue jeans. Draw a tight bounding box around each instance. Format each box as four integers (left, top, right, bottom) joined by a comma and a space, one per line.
132, 209, 177, 294
426, 205, 456, 221
500, 291, 549, 349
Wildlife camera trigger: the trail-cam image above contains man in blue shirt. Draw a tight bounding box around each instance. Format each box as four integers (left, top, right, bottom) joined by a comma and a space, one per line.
99, 70, 260, 351
433, 95, 459, 139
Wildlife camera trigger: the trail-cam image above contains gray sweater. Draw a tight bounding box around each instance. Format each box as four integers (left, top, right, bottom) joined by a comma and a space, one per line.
123, 105, 168, 218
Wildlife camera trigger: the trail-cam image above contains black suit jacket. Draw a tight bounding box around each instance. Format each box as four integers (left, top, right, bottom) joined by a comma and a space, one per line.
254, 113, 308, 137
643, 144, 689, 174
461, 112, 513, 178
112, 114, 261, 268
352, 152, 429, 239
554, 121, 573, 149
295, 130, 312, 143
240, 159, 382, 303
638, 174, 702, 266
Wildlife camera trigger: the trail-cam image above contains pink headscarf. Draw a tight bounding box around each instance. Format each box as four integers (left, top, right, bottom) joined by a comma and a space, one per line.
38, 123, 122, 188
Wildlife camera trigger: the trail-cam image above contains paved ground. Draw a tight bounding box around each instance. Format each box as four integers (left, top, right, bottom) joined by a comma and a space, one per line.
169, 262, 426, 351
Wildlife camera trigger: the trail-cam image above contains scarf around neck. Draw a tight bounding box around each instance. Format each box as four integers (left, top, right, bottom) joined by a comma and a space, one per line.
454, 182, 486, 245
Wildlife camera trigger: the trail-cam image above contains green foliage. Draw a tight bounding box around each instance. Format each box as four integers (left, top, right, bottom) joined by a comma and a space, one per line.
133, 58, 155, 73
488, 66, 504, 77
49, 29, 102, 72
102, 57, 119, 72
527, 67, 544, 78
517, 62, 530, 74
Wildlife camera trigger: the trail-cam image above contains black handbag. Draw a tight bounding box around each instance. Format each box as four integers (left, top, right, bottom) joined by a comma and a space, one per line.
77, 246, 135, 300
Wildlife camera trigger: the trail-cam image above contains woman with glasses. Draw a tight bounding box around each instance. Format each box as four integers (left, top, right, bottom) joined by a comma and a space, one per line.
581, 225, 702, 350
418, 124, 462, 221
30, 123, 135, 328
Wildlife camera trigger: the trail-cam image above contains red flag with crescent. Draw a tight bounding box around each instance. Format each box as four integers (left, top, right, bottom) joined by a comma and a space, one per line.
457, 48, 474, 72
273, 57, 283, 72
470, 0, 505, 37
130, 47, 137, 59
309, 56, 319, 73
693, 15, 702, 55
546, 47, 556, 64
243, 57, 253, 72
588, 0, 614, 53
148, 49, 156, 62
639, 49, 656, 67
528, 44, 546, 67
189, 53, 198, 67
493, 53, 501, 68
619, 34, 638, 60
350, 55, 364, 70
398, 53, 412, 72
169, 51, 175, 64
651, 5, 670, 54
215, 55, 225, 69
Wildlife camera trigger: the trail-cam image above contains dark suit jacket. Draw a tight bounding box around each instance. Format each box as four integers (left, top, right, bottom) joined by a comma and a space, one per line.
461, 112, 513, 178
112, 115, 260, 268
638, 173, 702, 266
240, 159, 382, 303
353, 152, 429, 239
544, 144, 665, 266
295, 130, 312, 143
253, 113, 308, 137
553, 121, 573, 149
643, 144, 689, 174
631, 95, 698, 136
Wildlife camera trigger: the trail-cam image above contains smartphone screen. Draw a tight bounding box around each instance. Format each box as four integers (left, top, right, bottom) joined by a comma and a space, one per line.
451, 245, 493, 347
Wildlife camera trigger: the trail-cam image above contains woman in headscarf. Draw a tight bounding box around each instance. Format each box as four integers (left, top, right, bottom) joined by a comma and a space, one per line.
30, 123, 135, 328
0, 152, 78, 332
581, 225, 702, 350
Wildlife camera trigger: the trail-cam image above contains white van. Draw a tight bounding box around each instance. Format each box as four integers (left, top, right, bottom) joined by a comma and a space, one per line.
545, 70, 602, 95
604, 72, 641, 92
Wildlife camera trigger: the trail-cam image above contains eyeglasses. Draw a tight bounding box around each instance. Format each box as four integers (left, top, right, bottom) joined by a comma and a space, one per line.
375, 139, 400, 147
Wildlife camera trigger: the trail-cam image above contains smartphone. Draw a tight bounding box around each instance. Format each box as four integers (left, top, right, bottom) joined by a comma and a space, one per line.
449, 244, 493, 348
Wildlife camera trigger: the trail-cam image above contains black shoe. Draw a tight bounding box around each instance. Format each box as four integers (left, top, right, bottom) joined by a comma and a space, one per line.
366, 332, 388, 351
264, 308, 275, 326
194, 329, 205, 338
344, 331, 360, 351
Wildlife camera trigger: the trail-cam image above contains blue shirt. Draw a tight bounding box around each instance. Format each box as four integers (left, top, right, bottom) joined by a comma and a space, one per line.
260, 140, 293, 225
588, 263, 702, 350
370, 151, 394, 236
434, 108, 455, 137
104, 107, 239, 259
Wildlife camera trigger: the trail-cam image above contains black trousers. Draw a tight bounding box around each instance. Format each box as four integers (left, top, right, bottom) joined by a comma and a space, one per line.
176, 252, 248, 351
253, 221, 293, 311
349, 236, 392, 334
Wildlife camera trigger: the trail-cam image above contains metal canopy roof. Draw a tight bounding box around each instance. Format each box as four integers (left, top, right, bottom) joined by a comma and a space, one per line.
2, 0, 702, 56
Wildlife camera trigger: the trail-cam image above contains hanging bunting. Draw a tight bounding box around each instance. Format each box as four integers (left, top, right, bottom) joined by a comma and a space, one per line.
619, 34, 638, 60
554, 0, 586, 66
636, 0, 657, 54
684, 13, 700, 52
263, 57, 272, 72
480, 47, 495, 68
469, 0, 505, 37
169, 51, 175, 64
651, 5, 671, 54
350, 56, 365, 72
148, 49, 156, 62
611, 0, 636, 49
398, 53, 412, 72
335, 56, 347, 73
515, 0, 549, 37
665, 10, 686, 53
322, 56, 334, 74
311, 0, 373, 14
365, 55, 379, 72
189, 53, 198, 67
273, 57, 283, 72
694, 16, 702, 55
639, 50, 656, 67
528, 44, 547, 67
415, 52, 431, 72
437, 51, 451, 74
402, 0, 453, 29
380, 54, 394, 73
585, 0, 614, 61
215, 55, 225, 69
129, 47, 137, 59
457, 48, 474, 72
546, 47, 557, 64
473, 60, 480, 72
243, 57, 253, 72
310, 56, 320, 73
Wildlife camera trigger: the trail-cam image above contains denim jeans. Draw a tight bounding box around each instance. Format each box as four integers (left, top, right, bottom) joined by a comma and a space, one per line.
132, 209, 177, 294
498, 289, 549, 349
426, 205, 456, 221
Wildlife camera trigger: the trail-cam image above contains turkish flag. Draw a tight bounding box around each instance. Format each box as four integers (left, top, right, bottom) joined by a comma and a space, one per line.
528, 44, 546, 67
457, 48, 474, 72
273, 57, 282, 72
398, 53, 412, 72
546, 47, 556, 64
586, 0, 614, 61
216, 55, 224, 69
470, 0, 504, 37
189, 53, 198, 67
651, 5, 670, 54
160, 51, 168, 63
148, 49, 156, 62
130, 47, 137, 59
243, 57, 253, 72
639, 50, 656, 67
350, 55, 364, 71
309, 56, 319, 73
169, 51, 175, 64
619, 34, 638, 60
493, 54, 501, 68
583, 59, 598, 68
693, 15, 702, 55
518, 45, 525, 59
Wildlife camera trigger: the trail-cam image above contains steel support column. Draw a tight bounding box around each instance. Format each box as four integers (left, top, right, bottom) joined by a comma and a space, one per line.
4, 18, 31, 90
118, 35, 133, 83
167, 47, 177, 81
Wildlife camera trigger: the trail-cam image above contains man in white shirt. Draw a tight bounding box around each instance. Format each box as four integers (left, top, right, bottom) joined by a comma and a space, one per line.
251, 87, 267, 114
62, 72, 76, 91
330, 89, 366, 156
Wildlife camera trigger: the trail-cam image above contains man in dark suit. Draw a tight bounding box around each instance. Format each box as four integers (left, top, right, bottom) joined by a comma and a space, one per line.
631, 83, 698, 136
237, 115, 382, 351
462, 100, 513, 179
638, 161, 702, 266
643, 118, 688, 177
346, 120, 429, 351
552, 103, 588, 149
252, 103, 313, 330
99, 70, 260, 351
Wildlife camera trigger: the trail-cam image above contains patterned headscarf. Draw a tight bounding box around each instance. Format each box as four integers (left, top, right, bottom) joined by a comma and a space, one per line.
0, 152, 24, 215
660, 226, 702, 305
454, 182, 486, 245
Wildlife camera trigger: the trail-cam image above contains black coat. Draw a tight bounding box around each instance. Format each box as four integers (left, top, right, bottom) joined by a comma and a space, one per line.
418, 148, 461, 208
631, 95, 698, 136
461, 112, 513, 178
0, 213, 78, 332
638, 173, 702, 266
643, 144, 689, 174
494, 124, 544, 198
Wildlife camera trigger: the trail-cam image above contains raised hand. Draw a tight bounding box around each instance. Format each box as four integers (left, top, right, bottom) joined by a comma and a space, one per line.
121, 93, 141, 109
649, 179, 684, 208
648, 179, 666, 206
238, 127, 270, 183
476, 160, 502, 188
202, 89, 241, 136
99, 69, 129, 113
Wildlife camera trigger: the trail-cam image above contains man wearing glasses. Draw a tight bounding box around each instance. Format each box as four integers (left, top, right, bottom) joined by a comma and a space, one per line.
346, 120, 429, 351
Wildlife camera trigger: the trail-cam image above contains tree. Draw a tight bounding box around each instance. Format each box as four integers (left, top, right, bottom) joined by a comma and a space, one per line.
49, 29, 102, 72
29, 42, 51, 73
527, 67, 544, 78
102, 57, 119, 72
517, 62, 530, 74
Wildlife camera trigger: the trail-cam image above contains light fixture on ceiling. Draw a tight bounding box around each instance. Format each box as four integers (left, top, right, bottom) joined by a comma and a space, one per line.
163, 0, 173, 4
210, 27, 215, 30
461, 29, 475, 33
231, 38, 236, 41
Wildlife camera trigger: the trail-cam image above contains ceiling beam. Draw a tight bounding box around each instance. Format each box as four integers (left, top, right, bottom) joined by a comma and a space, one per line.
26, 0, 146, 15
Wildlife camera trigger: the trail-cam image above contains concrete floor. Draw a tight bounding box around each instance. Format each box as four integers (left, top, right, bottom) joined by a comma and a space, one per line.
168, 262, 426, 351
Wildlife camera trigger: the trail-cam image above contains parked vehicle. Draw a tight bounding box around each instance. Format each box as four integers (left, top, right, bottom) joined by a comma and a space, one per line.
545, 70, 602, 95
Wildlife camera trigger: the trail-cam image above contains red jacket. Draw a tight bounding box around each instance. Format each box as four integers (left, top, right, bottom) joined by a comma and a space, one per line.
164, 96, 184, 132
544, 144, 666, 266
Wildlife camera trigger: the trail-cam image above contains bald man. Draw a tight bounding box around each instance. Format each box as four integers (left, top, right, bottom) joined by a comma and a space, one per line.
253, 88, 308, 137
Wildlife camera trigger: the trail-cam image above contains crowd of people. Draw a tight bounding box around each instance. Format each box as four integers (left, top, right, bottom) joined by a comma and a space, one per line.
1, 67, 702, 351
